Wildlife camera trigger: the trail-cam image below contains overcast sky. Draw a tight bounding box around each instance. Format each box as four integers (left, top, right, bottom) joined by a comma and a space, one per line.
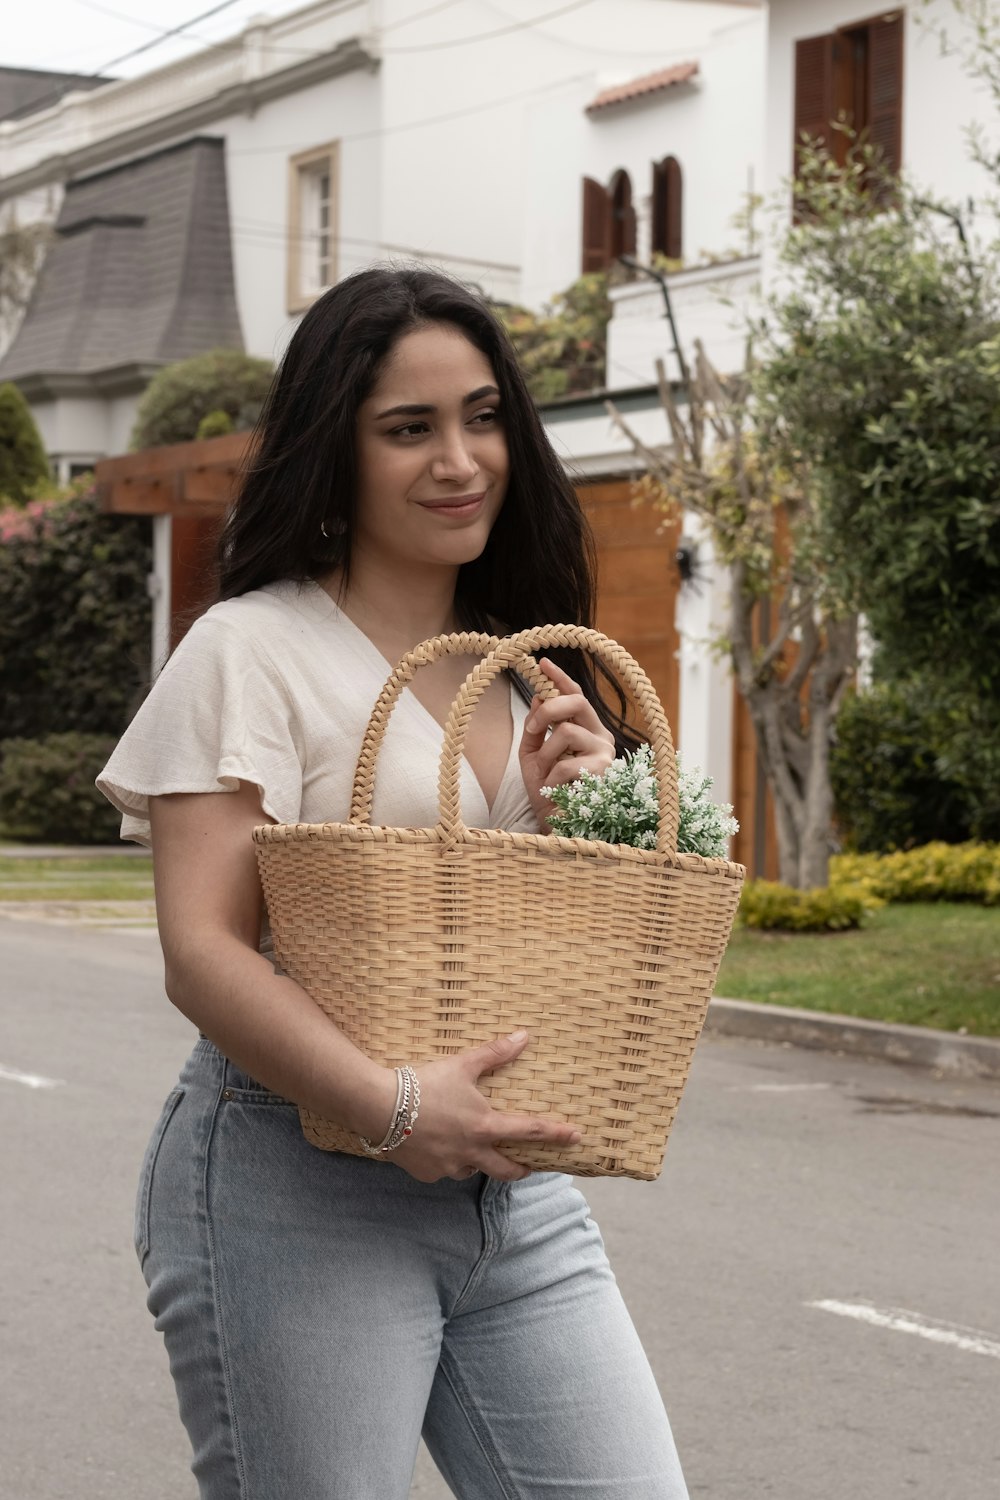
5, 1, 311, 82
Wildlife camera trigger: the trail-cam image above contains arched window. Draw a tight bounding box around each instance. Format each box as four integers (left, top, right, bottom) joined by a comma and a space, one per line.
608, 169, 637, 262
651, 155, 683, 261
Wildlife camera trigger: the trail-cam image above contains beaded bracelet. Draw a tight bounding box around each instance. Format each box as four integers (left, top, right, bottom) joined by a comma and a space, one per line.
359, 1066, 421, 1156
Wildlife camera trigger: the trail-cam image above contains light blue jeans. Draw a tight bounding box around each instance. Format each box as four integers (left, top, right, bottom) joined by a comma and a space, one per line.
136, 1036, 689, 1499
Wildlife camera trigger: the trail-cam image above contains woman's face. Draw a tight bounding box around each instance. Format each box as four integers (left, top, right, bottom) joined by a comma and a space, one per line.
353, 321, 509, 574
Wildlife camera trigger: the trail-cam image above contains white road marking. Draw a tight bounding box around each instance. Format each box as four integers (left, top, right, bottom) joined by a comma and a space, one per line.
809, 1299, 1000, 1360
0, 1064, 65, 1090
729, 1083, 833, 1093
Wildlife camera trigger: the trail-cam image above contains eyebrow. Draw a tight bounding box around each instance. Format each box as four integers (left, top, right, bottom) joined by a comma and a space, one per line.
373, 385, 500, 420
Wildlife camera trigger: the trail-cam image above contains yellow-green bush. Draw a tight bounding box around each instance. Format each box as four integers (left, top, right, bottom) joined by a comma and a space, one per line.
738, 881, 868, 932
831, 842, 1000, 906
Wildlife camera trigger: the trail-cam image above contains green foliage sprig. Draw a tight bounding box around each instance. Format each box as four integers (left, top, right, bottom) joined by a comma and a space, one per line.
496, 273, 610, 402
541, 744, 739, 857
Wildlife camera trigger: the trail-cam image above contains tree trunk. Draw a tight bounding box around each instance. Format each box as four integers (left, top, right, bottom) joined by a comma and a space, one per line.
733, 589, 857, 890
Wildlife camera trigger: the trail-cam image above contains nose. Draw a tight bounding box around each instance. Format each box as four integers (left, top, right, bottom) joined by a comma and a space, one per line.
430, 425, 480, 485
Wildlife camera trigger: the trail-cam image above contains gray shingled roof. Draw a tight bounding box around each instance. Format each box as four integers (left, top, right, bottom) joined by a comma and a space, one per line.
0, 66, 113, 122
0, 136, 244, 385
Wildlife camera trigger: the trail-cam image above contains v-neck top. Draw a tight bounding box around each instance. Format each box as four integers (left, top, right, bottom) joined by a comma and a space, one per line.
97, 578, 538, 848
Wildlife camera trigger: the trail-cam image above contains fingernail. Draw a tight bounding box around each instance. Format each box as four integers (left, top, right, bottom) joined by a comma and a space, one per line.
526, 716, 538, 732
569, 1131, 582, 1145
509, 1029, 528, 1043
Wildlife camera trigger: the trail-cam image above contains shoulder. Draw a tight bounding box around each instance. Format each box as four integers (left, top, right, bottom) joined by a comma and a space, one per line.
173, 581, 330, 664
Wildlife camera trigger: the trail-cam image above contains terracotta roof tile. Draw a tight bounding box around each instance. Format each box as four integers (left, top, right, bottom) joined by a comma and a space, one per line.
585, 62, 699, 115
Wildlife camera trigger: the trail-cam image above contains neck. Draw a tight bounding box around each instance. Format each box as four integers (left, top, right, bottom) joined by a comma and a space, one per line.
320, 554, 461, 650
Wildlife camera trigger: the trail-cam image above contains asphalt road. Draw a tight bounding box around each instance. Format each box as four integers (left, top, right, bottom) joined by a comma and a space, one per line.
2, 914, 998, 1500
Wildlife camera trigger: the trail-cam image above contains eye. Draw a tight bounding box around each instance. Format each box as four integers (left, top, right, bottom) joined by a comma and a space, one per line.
469, 407, 500, 427
389, 421, 429, 439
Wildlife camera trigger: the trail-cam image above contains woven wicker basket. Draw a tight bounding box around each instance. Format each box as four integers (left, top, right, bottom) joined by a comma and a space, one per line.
254, 624, 744, 1180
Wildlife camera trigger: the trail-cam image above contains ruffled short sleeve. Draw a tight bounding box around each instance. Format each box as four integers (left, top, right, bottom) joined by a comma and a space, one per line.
97, 608, 303, 846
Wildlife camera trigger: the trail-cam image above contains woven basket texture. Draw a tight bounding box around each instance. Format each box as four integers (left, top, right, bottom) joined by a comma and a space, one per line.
254, 625, 744, 1180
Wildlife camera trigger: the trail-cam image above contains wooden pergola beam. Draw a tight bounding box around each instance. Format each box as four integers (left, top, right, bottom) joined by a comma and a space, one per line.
96, 430, 256, 516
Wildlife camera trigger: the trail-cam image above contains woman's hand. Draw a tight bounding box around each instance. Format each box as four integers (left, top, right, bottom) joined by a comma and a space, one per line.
518, 657, 616, 827
390, 1029, 582, 1183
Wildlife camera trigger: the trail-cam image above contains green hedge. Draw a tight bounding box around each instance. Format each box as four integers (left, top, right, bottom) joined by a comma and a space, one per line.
0, 381, 49, 504
131, 349, 273, 449
830, 679, 973, 852
0, 734, 121, 844
0, 488, 151, 742
738, 881, 868, 932
831, 842, 1000, 906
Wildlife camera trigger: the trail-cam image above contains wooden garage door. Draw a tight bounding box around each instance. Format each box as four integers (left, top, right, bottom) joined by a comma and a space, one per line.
577, 479, 681, 744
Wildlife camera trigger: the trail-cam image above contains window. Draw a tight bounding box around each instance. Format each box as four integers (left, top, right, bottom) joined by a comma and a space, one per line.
287, 142, 339, 312
651, 155, 683, 261
794, 11, 903, 177
580, 169, 637, 274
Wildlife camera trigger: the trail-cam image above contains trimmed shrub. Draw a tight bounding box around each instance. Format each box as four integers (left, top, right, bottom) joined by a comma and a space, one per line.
738, 880, 869, 931
831, 680, 973, 853
0, 487, 151, 741
831, 842, 1000, 906
0, 382, 49, 504
130, 349, 274, 450
0, 734, 121, 843
196, 408, 235, 440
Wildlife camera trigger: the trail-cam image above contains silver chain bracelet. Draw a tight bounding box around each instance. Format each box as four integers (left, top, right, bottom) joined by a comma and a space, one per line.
359, 1066, 421, 1156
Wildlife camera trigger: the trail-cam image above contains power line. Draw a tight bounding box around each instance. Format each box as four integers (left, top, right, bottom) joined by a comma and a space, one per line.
381, 0, 597, 53
19, 1, 242, 114
79, 0, 242, 72
225, 70, 590, 153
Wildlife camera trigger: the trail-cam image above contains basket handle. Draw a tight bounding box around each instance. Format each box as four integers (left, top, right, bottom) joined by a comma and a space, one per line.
437, 624, 679, 854
349, 631, 555, 825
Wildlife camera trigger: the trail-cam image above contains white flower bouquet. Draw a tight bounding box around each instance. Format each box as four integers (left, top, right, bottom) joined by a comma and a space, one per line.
542, 743, 739, 857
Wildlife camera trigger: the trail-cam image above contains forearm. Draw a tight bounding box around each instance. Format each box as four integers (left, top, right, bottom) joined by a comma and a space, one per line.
162, 929, 396, 1140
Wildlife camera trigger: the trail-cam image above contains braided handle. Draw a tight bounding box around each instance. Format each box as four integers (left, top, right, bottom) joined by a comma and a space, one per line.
349, 632, 555, 825
437, 625, 679, 854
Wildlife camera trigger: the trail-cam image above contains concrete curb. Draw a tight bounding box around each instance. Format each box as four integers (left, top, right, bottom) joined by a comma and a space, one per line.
706, 996, 1000, 1082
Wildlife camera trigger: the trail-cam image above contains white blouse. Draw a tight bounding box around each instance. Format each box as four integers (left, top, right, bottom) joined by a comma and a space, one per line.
97, 578, 538, 847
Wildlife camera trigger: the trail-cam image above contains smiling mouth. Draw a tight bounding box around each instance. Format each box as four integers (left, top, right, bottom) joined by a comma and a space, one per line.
415, 492, 487, 514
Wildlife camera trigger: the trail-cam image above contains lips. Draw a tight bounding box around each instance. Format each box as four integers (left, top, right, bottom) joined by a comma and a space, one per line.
414, 492, 487, 516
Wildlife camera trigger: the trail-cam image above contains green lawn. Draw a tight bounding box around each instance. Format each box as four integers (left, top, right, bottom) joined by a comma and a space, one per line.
0, 854, 154, 904
718, 903, 1000, 1036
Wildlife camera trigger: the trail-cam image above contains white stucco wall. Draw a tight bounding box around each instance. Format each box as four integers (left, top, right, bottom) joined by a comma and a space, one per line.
765, 0, 998, 213
209, 69, 383, 361
519, 1, 765, 307
607, 256, 759, 387
374, 0, 763, 309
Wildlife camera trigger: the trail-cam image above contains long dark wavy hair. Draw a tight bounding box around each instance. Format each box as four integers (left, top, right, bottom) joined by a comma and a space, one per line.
218, 263, 639, 749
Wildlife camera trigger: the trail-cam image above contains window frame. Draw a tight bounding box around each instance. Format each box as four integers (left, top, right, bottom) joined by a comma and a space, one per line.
286, 141, 339, 314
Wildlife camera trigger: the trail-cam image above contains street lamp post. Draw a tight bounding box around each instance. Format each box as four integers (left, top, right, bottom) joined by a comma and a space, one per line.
617, 254, 690, 391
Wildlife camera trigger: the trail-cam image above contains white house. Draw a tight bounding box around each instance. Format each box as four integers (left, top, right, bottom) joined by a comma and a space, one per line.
0, 0, 765, 473
764, 1, 997, 238
2, 0, 770, 857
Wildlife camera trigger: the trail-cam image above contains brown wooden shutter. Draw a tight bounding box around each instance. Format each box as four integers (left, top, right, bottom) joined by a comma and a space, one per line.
793, 33, 835, 163
609, 169, 637, 261
867, 11, 904, 173
652, 155, 683, 261
581, 176, 611, 274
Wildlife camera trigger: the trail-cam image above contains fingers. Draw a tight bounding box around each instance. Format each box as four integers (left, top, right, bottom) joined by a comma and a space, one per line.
531, 659, 613, 736
464, 1028, 530, 1079
492, 1113, 583, 1148
533, 722, 616, 785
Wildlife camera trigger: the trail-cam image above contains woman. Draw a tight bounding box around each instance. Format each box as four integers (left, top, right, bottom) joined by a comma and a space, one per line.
99, 266, 689, 1499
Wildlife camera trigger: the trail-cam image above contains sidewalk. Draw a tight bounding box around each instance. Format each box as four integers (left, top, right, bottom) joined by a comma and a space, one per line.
0, 843, 149, 858
707, 997, 1000, 1083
